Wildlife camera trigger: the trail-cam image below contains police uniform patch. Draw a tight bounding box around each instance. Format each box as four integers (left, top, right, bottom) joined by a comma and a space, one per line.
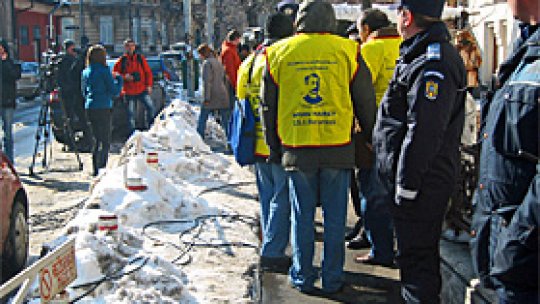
427, 43, 441, 61
425, 80, 439, 100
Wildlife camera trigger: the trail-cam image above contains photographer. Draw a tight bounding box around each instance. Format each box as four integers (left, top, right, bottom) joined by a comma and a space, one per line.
0, 38, 21, 163
57, 39, 92, 150
113, 39, 154, 133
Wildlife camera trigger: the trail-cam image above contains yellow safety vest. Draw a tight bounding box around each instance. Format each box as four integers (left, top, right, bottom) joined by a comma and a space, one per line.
237, 51, 270, 157
265, 34, 359, 148
361, 34, 402, 106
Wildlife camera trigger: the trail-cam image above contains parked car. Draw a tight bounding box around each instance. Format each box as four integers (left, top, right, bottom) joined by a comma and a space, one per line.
0, 152, 29, 283
16, 62, 40, 100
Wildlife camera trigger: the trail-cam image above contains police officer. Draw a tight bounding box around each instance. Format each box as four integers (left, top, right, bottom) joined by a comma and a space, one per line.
470, 0, 539, 302
262, 0, 376, 293
373, 0, 466, 302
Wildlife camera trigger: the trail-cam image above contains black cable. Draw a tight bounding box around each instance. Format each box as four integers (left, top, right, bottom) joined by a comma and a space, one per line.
196, 181, 256, 197
69, 256, 149, 303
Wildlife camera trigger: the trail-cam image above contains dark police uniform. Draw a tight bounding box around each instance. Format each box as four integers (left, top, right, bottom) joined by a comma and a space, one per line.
470, 25, 539, 303
373, 19, 466, 304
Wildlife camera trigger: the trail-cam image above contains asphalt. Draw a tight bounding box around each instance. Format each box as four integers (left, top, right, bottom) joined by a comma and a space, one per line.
260, 206, 401, 304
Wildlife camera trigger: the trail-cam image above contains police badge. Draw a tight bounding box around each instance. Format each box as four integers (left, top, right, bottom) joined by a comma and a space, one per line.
425, 80, 439, 100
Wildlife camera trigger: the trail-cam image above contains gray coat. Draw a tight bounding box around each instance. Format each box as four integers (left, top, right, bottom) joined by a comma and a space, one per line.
201, 56, 230, 110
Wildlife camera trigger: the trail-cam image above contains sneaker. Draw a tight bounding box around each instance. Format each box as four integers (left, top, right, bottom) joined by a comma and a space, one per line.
441, 228, 471, 244
345, 220, 363, 241
354, 253, 395, 268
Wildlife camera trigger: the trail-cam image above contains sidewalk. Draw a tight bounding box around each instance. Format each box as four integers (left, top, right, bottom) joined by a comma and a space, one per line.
261, 206, 401, 303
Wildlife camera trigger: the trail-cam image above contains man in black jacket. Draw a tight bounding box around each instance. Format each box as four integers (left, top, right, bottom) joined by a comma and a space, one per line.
0, 38, 21, 163
372, 0, 466, 302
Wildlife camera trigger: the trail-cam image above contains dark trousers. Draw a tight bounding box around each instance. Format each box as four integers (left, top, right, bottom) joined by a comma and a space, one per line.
86, 109, 112, 176
391, 188, 450, 304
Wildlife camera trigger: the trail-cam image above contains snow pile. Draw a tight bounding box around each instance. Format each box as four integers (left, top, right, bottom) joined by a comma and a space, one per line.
27, 98, 260, 303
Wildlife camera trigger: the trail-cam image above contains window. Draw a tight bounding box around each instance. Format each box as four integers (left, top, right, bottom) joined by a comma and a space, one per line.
100, 16, 114, 45
20, 26, 29, 45
33, 25, 41, 41
133, 18, 140, 44
61, 17, 75, 42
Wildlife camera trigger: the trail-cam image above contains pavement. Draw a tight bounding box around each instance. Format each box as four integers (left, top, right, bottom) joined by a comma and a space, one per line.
261, 206, 401, 304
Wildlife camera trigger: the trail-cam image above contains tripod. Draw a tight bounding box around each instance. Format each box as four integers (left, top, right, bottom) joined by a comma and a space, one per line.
29, 89, 84, 175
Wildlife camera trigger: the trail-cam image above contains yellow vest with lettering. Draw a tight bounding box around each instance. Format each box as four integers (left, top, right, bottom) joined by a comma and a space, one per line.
265, 34, 358, 148
237, 51, 270, 157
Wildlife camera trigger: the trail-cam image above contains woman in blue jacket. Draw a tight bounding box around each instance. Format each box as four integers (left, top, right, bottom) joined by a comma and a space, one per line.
81, 45, 123, 176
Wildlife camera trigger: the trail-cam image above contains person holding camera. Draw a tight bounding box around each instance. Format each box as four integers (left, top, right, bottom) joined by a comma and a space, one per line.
82, 45, 123, 176
58, 39, 92, 150
0, 38, 21, 163
113, 39, 154, 133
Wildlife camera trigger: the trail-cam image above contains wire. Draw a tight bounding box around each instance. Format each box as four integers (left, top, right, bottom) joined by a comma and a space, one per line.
196, 181, 257, 198
69, 256, 149, 303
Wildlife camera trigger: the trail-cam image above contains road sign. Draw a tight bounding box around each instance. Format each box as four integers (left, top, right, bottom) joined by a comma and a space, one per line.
39, 241, 77, 303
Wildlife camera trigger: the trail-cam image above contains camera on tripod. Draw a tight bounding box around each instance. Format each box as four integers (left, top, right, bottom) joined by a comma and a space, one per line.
39, 49, 63, 94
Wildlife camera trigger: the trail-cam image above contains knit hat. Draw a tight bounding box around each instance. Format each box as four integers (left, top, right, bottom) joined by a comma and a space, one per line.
266, 13, 294, 40
399, 0, 445, 19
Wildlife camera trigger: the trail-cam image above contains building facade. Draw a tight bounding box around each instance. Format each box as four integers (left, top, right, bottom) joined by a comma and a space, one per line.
468, 0, 516, 85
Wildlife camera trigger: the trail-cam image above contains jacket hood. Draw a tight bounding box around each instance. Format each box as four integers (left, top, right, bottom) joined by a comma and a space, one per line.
295, 0, 336, 34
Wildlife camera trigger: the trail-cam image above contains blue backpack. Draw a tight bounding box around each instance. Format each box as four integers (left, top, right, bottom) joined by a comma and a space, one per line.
228, 54, 259, 166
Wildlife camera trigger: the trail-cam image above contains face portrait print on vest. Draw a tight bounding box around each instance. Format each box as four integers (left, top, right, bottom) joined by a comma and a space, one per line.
303, 73, 323, 105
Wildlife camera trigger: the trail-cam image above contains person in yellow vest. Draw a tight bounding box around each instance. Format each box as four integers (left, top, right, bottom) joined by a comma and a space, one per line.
236, 13, 294, 273
262, 0, 376, 293
353, 8, 402, 267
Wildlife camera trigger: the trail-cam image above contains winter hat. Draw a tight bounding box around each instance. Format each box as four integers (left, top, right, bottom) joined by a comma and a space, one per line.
266, 13, 294, 40
64, 39, 75, 50
399, 0, 445, 19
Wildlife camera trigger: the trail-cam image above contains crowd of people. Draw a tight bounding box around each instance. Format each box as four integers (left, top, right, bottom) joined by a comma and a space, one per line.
199, 0, 538, 303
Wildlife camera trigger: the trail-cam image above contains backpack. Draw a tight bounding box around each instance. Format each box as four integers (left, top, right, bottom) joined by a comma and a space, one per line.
120, 53, 144, 74
228, 54, 259, 166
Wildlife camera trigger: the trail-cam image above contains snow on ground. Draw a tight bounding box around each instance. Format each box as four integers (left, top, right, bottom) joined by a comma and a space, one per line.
25, 98, 260, 303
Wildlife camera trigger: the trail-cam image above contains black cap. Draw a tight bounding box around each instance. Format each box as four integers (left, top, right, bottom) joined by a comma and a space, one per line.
0, 38, 9, 54
266, 12, 294, 40
63, 39, 75, 50
399, 0, 445, 19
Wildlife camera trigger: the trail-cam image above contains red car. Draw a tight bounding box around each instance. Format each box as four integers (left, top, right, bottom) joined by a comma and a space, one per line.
0, 152, 29, 283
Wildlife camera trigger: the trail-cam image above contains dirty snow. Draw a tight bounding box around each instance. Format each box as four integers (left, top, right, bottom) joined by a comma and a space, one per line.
24, 98, 260, 303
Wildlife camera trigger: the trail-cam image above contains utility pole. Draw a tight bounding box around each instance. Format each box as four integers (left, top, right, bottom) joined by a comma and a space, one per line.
184, 0, 193, 99
10, 0, 17, 59
79, 0, 85, 46
129, 0, 133, 39
206, 0, 214, 48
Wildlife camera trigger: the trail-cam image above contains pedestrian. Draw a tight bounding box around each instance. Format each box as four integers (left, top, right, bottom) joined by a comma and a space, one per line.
196, 43, 230, 144
0, 38, 21, 164
353, 8, 401, 267
455, 30, 482, 98
113, 38, 154, 133
82, 45, 123, 176
237, 12, 294, 273
57, 39, 92, 151
470, 0, 539, 302
262, 0, 376, 293
373, 0, 466, 302
219, 30, 242, 136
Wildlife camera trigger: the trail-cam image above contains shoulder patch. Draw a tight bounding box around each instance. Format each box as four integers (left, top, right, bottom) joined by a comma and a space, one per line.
424, 70, 445, 80
427, 43, 441, 61
425, 80, 439, 100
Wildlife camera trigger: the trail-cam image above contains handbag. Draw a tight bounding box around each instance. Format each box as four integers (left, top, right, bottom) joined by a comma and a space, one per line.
228, 54, 259, 166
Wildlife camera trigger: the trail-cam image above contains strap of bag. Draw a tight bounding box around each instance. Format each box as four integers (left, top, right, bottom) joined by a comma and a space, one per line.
247, 49, 264, 85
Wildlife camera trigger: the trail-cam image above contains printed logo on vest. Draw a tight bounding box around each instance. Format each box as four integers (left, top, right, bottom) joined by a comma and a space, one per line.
303, 73, 323, 105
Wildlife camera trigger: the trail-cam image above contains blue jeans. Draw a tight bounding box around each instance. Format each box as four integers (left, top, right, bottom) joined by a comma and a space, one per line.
288, 168, 350, 293
197, 107, 229, 140
0, 107, 14, 163
255, 162, 290, 258
126, 92, 154, 131
358, 166, 394, 264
